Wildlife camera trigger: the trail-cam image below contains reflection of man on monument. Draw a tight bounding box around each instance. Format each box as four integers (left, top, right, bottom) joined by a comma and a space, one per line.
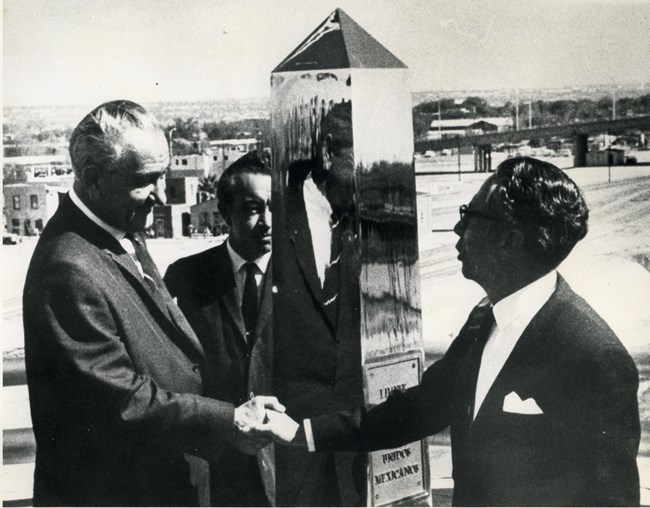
274, 99, 366, 506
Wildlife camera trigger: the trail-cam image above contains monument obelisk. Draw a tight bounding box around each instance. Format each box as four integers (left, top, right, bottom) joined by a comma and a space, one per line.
271, 9, 429, 506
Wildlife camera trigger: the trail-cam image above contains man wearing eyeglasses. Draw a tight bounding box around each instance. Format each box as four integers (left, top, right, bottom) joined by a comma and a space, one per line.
269, 156, 640, 506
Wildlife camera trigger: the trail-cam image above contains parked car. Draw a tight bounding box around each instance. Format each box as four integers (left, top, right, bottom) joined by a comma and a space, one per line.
3, 232, 20, 245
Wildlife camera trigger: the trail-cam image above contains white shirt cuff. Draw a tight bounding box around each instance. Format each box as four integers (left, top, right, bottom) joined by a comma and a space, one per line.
303, 418, 316, 452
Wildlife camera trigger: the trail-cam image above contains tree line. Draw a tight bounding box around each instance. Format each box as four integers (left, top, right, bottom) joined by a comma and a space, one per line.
412, 94, 650, 140
4, 94, 649, 158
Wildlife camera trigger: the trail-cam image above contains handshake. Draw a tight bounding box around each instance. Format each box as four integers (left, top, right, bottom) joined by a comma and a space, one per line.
232, 396, 305, 454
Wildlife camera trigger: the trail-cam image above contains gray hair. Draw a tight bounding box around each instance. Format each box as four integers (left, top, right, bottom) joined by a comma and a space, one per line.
69, 100, 167, 181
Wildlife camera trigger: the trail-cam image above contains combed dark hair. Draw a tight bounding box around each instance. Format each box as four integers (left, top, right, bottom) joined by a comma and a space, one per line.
69, 100, 167, 181
487, 156, 589, 270
216, 150, 272, 219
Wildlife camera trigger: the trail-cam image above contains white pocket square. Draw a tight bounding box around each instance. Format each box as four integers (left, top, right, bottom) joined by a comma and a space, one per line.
502, 391, 543, 414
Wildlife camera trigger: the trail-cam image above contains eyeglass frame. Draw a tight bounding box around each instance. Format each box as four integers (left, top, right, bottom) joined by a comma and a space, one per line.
458, 204, 503, 229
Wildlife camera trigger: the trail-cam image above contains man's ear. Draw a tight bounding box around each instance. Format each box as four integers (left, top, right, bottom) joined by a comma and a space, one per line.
219, 206, 232, 227
320, 134, 333, 171
500, 227, 525, 254
81, 166, 102, 200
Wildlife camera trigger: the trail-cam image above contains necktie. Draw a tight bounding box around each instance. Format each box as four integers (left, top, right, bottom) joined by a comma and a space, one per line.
322, 215, 343, 322
125, 233, 158, 292
479, 306, 496, 343
241, 262, 258, 346
469, 305, 495, 419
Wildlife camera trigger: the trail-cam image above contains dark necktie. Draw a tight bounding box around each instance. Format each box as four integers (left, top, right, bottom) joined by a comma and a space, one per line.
125, 233, 159, 293
468, 305, 495, 420
479, 306, 496, 343
241, 262, 258, 346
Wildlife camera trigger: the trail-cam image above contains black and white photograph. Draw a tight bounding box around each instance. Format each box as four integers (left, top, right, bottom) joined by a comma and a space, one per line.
3, 0, 650, 506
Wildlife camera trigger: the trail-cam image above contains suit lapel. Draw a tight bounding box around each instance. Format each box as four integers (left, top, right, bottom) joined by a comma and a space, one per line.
456, 301, 494, 429
471, 279, 568, 426
58, 195, 206, 359
107, 246, 206, 359
286, 185, 331, 325
211, 244, 248, 346
256, 260, 273, 336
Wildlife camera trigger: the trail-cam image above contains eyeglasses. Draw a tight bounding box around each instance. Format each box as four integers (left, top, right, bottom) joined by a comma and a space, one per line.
458, 204, 501, 229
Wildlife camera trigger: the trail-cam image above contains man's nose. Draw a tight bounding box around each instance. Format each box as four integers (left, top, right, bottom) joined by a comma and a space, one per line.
453, 220, 463, 237
150, 182, 166, 206
259, 207, 271, 227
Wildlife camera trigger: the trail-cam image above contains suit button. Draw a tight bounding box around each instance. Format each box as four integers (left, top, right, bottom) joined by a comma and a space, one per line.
192, 364, 200, 373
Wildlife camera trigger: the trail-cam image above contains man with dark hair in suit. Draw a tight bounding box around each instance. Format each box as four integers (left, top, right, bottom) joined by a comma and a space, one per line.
271, 156, 641, 506
164, 151, 275, 506
23, 101, 282, 507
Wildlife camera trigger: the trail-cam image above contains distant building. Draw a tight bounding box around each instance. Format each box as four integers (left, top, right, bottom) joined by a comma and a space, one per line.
189, 199, 229, 236
209, 138, 260, 174
157, 154, 210, 238
586, 148, 625, 166
3, 155, 73, 183
416, 191, 435, 234
153, 138, 261, 238
3, 182, 67, 236
426, 117, 514, 141
170, 153, 217, 178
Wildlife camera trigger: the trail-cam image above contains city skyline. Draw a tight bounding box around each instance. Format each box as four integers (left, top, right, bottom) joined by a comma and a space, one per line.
3, 0, 650, 107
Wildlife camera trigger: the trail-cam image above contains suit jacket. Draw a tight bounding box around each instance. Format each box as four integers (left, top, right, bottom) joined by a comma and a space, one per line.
164, 243, 274, 506
273, 182, 365, 506
311, 276, 641, 507
23, 195, 236, 507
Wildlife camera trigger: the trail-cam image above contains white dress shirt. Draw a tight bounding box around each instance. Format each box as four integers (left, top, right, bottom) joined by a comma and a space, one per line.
473, 270, 557, 418
303, 176, 333, 288
226, 240, 271, 307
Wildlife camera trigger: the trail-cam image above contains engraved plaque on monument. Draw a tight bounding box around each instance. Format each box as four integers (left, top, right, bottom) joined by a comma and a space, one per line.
365, 352, 428, 505
271, 9, 429, 506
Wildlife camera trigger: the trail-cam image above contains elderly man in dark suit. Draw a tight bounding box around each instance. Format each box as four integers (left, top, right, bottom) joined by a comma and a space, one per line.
271, 156, 641, 506
23, 100, 283, 507
164, 152, 275, 506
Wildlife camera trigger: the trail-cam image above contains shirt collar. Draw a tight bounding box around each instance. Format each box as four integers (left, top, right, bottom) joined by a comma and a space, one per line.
492, 270, 557, 331
303, 175, 333, 218
69, 187, 127, 242
226, 239, 271, 275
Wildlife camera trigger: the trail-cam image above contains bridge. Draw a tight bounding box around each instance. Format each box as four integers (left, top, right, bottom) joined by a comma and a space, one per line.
415, 115, 650, 171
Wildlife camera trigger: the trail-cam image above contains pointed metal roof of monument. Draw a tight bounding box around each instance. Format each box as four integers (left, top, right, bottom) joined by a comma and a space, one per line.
273, 8, 406, 73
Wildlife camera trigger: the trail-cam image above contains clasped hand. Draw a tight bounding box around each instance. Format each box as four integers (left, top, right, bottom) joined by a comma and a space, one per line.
233, 396, 303, 454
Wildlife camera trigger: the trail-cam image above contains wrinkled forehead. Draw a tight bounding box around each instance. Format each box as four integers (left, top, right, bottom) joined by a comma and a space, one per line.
116, 127, 169, 168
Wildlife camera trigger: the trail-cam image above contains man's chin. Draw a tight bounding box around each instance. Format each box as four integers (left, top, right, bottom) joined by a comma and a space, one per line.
126, 215, 151, 233
257, 240, 272, 255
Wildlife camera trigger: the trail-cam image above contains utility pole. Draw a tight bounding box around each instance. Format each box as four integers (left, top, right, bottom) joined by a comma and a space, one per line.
526, 101, 532, 129
515, 88, 520, 131
168, 127, 176, 158
437, 100, 442, 139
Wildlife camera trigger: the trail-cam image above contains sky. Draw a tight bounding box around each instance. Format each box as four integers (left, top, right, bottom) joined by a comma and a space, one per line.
3, 0, 650, 107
